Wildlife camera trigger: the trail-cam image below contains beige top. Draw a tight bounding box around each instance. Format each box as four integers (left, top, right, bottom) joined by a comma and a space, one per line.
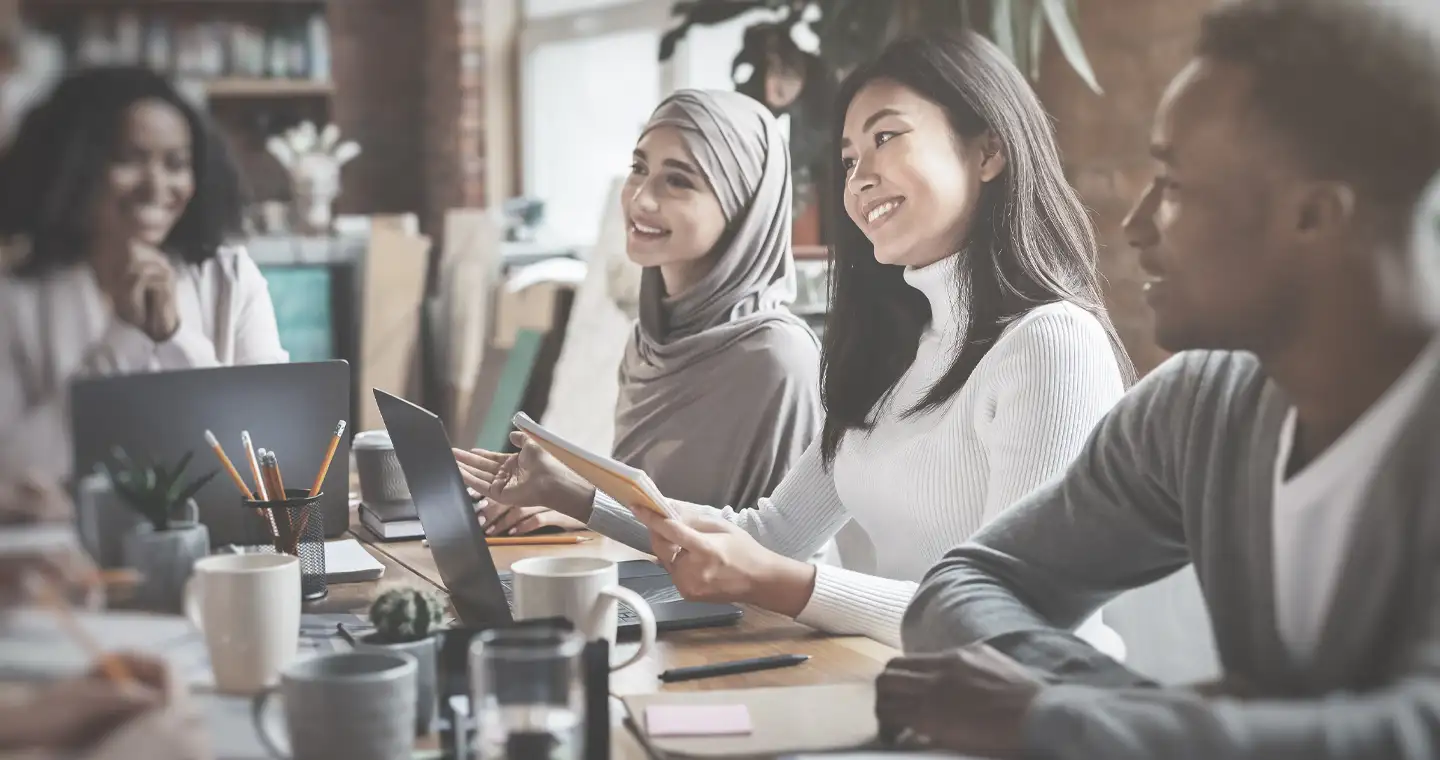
0, 246, 289, 482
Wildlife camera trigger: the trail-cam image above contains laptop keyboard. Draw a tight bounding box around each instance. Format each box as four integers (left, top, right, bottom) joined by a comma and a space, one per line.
498, 578, 645, 625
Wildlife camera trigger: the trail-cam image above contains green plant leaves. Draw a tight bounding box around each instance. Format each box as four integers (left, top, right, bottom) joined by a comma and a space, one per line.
102, 448, 217, 531
661, 0, 1101, 92
173, 470, 218, 515
1040, 0, 1101, 93
990, 0, 1016, 62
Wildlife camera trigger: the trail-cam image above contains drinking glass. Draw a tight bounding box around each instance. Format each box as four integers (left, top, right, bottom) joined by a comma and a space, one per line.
469, 626, 585, 760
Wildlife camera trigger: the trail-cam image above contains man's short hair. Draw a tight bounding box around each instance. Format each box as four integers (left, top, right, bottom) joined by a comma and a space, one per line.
1199, 0, 1440, 210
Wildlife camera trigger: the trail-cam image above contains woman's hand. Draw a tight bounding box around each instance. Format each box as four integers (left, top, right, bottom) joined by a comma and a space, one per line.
0, 653, 182, 751
474, 501, 587, 537
104, 241, 179, 342
632, 506, 816, 617
452, 431, 596, 524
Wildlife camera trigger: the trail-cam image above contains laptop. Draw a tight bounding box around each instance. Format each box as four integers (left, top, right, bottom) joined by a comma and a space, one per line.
70, 361, 352, 554
373, 388, 743, 635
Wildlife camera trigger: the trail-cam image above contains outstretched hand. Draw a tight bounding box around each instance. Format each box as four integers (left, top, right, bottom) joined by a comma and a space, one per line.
453, 432, 594, 533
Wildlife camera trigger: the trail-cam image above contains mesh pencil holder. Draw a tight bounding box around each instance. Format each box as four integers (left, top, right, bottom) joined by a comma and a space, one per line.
243, 489, 328, 602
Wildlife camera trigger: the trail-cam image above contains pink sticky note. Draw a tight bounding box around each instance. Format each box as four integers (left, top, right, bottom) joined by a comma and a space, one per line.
644, 704, 753, 737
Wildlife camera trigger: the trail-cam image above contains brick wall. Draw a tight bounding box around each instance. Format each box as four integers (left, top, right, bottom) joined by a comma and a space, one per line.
420, 0, 487, 243
1036, 0, 1215, 376
329, 0, 427, 218
330, 0, 484, 247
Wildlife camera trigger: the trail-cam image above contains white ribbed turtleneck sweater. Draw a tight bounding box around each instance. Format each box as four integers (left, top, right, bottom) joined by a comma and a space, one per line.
590, 253, 1128, 652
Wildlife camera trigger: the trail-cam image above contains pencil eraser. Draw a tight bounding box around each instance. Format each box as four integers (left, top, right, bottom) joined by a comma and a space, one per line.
644, 704, 752, 737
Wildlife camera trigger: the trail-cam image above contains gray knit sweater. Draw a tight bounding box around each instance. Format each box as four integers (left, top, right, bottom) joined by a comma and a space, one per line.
904, 349, 1440, 760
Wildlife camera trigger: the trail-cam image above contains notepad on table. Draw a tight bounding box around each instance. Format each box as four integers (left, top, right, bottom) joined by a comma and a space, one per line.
511, 411, 676, 519
623, 682, 878, 757
324, 539, 387, 583
646, 705, 753, 737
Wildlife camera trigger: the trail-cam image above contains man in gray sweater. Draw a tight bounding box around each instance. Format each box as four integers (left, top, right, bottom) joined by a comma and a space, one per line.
876, 1, 1440, 759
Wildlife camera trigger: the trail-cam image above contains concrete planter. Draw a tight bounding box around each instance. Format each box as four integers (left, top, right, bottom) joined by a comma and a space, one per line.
121, 505, 208, 614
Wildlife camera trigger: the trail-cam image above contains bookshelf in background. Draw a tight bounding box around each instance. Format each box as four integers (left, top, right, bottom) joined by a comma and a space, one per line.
19, 0, 333, 206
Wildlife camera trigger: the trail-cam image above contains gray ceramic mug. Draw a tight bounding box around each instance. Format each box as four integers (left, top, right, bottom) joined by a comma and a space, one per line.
251, 651, 418, 760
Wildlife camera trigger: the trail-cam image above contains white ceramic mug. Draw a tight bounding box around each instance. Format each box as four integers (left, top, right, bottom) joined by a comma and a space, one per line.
185, 553, 302, 694
508, 556, 656, 671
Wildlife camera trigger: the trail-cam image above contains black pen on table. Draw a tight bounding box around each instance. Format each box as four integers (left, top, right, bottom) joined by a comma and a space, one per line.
657, 653, 810, 683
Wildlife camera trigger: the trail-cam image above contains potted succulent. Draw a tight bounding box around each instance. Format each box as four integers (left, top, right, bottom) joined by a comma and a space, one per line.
359, 587, 448, 735
103, 448, 216, 613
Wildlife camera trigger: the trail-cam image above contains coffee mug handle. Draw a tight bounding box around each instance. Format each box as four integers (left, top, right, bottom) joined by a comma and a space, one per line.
589, 585, 655, 672
182, 575, 203, 632
250, 686, 290, 759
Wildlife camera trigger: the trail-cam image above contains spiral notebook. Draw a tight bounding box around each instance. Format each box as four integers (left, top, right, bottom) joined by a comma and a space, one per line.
511, 411, 676, 519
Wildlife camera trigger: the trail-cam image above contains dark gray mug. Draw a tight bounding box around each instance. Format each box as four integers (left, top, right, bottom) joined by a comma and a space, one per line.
251, 651, 417, 760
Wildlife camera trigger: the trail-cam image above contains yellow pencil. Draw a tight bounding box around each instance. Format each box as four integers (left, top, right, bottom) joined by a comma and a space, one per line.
486, 535, 593, 546
309, 420, 346, 497
244, 432, 278, 537
242, 432, 268, 501
204, 430, 253, 500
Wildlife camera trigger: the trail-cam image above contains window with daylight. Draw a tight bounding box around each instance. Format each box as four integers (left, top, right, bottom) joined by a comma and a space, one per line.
523, 28, 661, 247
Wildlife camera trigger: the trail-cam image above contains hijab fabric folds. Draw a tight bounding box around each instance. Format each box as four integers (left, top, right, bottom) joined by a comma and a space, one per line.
611, 89, 822, 509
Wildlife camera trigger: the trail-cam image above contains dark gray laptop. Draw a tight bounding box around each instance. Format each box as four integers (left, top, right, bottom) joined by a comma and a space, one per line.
373, 388, 743, 635
70, 361, 351, 552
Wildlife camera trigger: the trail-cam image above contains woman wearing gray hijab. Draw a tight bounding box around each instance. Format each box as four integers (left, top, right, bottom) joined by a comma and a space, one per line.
457, 88, 822, 535
458, 34, 1132, 654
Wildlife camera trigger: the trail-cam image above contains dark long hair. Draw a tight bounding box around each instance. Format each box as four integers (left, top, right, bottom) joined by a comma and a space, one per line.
819, 30, 1135, 464
0, 66, 245, 277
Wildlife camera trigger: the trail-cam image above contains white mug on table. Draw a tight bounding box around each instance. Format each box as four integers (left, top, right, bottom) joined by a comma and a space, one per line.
508, 556, 656, 671
185, 553, 301, 694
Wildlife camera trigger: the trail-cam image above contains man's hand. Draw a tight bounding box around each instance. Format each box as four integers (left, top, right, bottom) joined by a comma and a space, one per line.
874, 645, 1044, 759
1190, 673, 1260, 699
0, 653, 180, 751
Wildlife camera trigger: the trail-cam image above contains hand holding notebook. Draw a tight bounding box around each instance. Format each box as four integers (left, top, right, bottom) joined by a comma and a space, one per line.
510, 412, 678, 520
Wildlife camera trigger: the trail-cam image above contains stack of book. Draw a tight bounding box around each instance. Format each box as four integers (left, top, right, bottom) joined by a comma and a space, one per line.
357, 500, 422, 542
353, 430, 423, 541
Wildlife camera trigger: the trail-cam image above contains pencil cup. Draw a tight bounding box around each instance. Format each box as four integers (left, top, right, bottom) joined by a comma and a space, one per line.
244, 490, 328, 602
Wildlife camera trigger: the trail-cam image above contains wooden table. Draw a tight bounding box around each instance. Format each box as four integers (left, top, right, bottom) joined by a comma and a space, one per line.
339, 516, 898, 758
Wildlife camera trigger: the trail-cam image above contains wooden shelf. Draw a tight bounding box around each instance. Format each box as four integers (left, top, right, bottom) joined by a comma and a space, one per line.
202, 78, 333, 98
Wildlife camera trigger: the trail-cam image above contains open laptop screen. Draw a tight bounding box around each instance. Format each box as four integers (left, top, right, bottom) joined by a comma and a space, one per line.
373, 389, 512, 628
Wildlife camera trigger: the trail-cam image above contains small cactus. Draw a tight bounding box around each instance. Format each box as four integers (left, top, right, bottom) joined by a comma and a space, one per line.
368, 588, 446, 643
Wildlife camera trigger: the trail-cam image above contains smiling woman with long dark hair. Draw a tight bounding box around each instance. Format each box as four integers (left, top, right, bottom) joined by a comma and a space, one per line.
0, 67, 288, 482
454, 31, 1133, 651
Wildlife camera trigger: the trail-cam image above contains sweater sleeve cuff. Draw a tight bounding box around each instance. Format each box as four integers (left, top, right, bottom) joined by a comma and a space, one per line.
587, 490, 654, 554
794, 563, 912, 648
1021, 683, 1099, 756
155, 324, 219, 369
